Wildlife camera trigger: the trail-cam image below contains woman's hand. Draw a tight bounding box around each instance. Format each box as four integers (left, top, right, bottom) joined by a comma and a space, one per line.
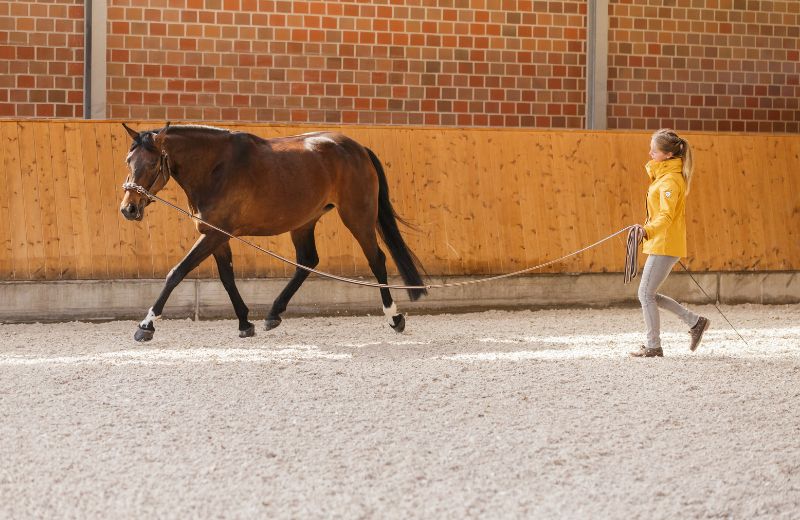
632, 224, 648, 239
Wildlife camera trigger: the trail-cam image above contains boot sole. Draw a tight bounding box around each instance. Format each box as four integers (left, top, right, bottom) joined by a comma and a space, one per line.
630, 350, 664, 358
690, 319, 710, 352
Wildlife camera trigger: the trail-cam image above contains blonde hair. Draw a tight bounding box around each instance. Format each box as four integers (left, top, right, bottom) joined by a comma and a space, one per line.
652, 128, 694, 194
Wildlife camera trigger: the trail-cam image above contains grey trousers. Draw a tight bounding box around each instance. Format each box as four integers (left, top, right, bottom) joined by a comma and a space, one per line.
638, 254, 700, 349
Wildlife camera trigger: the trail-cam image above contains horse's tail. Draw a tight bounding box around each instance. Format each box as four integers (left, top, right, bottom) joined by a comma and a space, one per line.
365, 147, 428, 301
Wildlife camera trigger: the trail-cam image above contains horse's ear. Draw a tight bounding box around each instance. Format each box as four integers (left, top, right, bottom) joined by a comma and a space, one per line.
155, 121, 171, 141
122, 123, 139, 140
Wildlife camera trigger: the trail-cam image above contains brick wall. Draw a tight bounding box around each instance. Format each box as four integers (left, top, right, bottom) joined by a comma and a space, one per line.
106, 0, 588, 127
608, 0, 800, 133
1, 0, 798, 131
0, 0, 84, 118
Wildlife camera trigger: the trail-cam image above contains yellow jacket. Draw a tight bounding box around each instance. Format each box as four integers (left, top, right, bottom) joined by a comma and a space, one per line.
642, 158, 687, 257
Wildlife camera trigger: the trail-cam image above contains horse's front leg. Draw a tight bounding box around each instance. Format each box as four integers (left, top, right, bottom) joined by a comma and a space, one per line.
212, 241, 254, 338
134, 232, 227, 342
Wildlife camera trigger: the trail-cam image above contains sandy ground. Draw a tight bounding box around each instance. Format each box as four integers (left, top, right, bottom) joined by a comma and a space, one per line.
1, 303, 799, 519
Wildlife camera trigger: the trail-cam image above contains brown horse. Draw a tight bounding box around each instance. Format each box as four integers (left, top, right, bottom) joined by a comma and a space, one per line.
120, 123, 427, 342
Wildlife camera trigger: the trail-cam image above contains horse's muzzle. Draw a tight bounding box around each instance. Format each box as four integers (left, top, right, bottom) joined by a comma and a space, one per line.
121, 202, 145, 221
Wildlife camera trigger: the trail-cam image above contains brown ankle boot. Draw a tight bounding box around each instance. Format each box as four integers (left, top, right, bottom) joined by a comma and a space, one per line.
689, 317, 710, 351
630, 345, 664, 357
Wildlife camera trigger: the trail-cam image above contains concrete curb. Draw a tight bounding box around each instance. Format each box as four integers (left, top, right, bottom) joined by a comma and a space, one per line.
0, 272, 796, 323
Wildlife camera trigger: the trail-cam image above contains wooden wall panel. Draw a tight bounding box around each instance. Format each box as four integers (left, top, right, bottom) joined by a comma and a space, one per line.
79, 124, 106, 278
780, 138, 800, 268
18, 122, 45, 280
440, 130, 471, 275
32, 123, 59, 280
0, 120, 798, 281
48, 122, 75, 279
0, 123, 14, 278
63, 122, 93, 279
2, 123, 29, 279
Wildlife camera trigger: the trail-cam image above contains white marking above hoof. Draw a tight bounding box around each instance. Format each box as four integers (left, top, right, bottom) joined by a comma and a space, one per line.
139, 308, 161, 328
383, 303, 398, 325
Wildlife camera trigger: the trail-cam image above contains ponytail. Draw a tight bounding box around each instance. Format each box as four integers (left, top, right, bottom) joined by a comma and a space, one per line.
652, 129, 694, 194
681, 140, 693, 194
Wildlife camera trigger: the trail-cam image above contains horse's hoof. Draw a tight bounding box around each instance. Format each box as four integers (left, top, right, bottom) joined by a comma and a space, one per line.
264, 317, 282, 331
239, 323, 255, 338
134, 326, 155, 342
390, 314, 406, 333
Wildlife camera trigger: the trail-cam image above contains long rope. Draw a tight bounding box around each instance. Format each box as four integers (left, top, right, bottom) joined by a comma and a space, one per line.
127, 182, 751, 347
678, 261, 751, 347
123, 182, 632, 291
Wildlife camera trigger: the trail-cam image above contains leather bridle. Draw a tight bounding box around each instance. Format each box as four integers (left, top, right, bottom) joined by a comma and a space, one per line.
122, 147, 171, 200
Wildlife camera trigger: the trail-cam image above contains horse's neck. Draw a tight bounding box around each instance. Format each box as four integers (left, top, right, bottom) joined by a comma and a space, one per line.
167, 134, 223, 210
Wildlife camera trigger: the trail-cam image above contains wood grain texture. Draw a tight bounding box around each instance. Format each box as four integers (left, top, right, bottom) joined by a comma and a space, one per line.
0, 121, 797, 280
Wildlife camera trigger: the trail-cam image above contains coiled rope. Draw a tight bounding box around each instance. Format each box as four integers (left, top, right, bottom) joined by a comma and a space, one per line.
624, 225, 646, 284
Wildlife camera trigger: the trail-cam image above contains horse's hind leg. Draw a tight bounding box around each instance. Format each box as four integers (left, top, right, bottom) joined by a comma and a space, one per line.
340, 215, 405, 332
264, 220, 320, 331
213, 241, 254, 338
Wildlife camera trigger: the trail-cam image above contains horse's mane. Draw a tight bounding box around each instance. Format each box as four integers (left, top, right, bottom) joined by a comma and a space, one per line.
139, 124, 232, 138
167, 124, 231, 135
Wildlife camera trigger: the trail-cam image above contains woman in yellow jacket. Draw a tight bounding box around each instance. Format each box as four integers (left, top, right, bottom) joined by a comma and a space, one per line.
630, 129, 710, 358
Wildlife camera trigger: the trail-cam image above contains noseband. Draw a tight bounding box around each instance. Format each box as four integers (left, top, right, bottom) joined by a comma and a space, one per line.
122, 149, 172, 200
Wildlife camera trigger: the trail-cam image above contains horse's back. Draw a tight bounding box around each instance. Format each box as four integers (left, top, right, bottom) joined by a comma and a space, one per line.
270, 131, 367, 159
222, 130, 378, 234
266, 131, 377, 192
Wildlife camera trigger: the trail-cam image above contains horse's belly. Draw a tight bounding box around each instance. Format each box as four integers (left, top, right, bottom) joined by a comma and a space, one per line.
234, 198, 329, 236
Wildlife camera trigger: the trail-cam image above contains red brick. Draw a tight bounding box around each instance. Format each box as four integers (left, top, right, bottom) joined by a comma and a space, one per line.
1, 0, 788, 132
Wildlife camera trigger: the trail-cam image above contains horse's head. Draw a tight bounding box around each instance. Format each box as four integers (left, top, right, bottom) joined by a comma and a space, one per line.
120, 122, 171, 221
